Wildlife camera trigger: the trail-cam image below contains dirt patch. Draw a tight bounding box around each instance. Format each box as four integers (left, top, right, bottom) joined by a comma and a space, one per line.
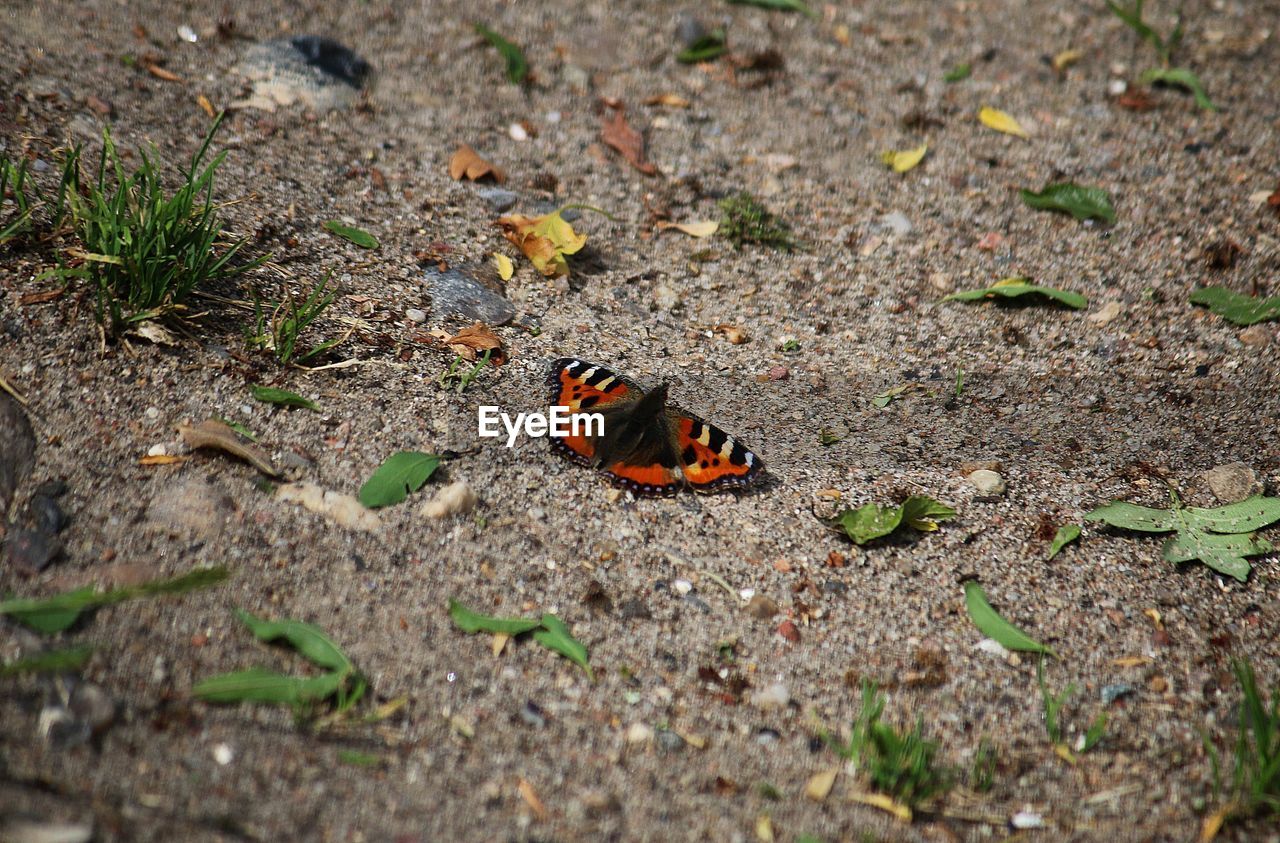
3, 1, 1280, 841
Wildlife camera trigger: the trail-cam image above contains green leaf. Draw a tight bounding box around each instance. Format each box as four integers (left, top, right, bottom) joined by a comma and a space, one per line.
234, 610, 354, 674
943, 63, 971, 83
677, 29, 729, 64
835, 496, 955, 545
212, 416, 258, 441
1141, 67, 1217, 111
942, 277, 1087, 310
727, 0, 817, 17
1105, 1, 1162, 54
193, 667, 346, 705
1086, 494, 1280, 582
475, 24, 528, 84
1190, 286, 1280, 326
448, 599, 542, 635
322, 220, 379, 249
963, 581, 1057, 657
0, 566, 229, 634
1020, 183, 1116, 223
1048, 524, 1082, 560
1082, 713, 1107, 752
532, 614, 593, 679
250, 385, 319, 411
358, 451, 442, 508
337, 750, 383, 767
0, 645, 94, 677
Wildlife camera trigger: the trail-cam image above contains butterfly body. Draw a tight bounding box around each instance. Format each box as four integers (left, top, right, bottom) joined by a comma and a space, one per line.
546, 358, 764, 496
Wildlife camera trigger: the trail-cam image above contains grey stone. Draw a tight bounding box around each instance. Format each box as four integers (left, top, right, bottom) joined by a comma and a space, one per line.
968, 469, 1006, 496
423, 267, 515, 325
1204, 462, 1261, 504
3, 529, 61, 573
477, 186, 519, 213
0, 392, 36, 518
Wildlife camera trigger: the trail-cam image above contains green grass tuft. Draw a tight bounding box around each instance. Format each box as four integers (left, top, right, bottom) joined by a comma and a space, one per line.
249, 273, 341, 366
826, 681, 952, 809
717, 191, 796, 251
1205, 658, 1280, 833
51, 112, 264, 333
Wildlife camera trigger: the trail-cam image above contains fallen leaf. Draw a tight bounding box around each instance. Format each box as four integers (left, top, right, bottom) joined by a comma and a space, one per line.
497, 208, 588, 277
643, 93, 690, 108
1116, 87, 1157, 110
943, 62, 971, 83
1190, 286, 1280, 326
448, 143, 506, 183
323, 221, 379, 249
1021, 182, 1116, 223
18, 289, 66, 305
1052, 48, 1083, 71
729, 0, 816, 17
475, 24, 528, 84
250, 385, 319, 411
179, 420, 279, 476
656, 220, 719, 237
964, 581, 1058, 656
1141, 66, 1217, 111
755, 814, 774, 843
129, 321, 179, 346
494, 253, 514, 281
444, 322, 504, 363
943, 277, 1088, 309
1048, 524, 1082, 559
601, 103, 657, 175
518, 778, 548, 821
879, 143, 928, 174
142, 57, 181, 82
139, 454, 188, 466
804, 768, 838, 801
358, 452, 442, 508
196, 94, 215, 117
978, 106, 1029, 139
713, 324, 749, 344
848, 790, 912, 821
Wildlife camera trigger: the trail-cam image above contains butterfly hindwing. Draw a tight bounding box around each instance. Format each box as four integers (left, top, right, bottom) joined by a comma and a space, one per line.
545, 358, 764, 496
674, 413, 763, 492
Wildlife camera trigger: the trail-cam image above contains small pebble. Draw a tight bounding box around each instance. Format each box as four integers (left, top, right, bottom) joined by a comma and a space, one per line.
519, 701, 547, 728
212, 743, 234, 765
967, 469, 1006, 496
1101, 683, 1136, 705
1108, 79, 1127, 96
755, 728, 781, 746
1204, 462, 1260, 504
878, 211, 914, 236
655, 729, 685, 753
69, 682, 115, 735
477, 186, 519, 213
746, 594, 779, 620
1012, 811, 1044, 830
767, 366, 789, 381
976, 638, 1011, 659
509, 122, 529, 141
406, 308, 427, 323
753, 682, 790, 710
672, 579, 693, 596
625, 722, 653, 744
776, 620, 800, 642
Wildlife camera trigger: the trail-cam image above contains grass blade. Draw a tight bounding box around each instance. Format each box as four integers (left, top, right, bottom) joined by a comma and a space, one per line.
234, 610, 353, 674
447, 599, 542, 635
0, 645, 94, 677
963, 581, 1057, 657
532, 614, 593, 679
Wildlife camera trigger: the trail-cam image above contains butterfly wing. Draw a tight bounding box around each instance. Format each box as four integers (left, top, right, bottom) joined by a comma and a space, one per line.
546, 358, 637, 466
672, 412, 764, 493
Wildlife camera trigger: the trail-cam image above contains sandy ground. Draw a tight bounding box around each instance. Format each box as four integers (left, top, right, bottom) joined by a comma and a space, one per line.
2, 0, 1280, 841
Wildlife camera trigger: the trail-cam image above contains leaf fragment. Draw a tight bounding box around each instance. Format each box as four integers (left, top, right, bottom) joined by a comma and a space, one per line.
727, 0, 817, 17
942, 277, 1088, 309
1047, 524, 1081, 560
1140, 67, 1217, 111
835, 496, 955, 545
474, 24, 528, 84
532, 614, 593, 679
322, 220, 379, 249
879, 143, 928, 174
234, 609, 354, 674
656, 220, 719, 238
448, 143, 506, 183
1051, 49, 1083, 71
1020, 183, 1117, 223
447, 599, 542, 635
677, 29, 728, 64
1189, 286, 1280, 326
444, 322, 504, 362
179, 419, 279, 476
978, 106, 1029, 139
358, 451, 442, 508
250, 385, 319, 411
601, 103, 658, 175
497, 208, 588, 277
963, 581, 1057, 657
644, 93, 692, 108
943, 63, 971, 83
0, 566, 230, 634
0, 645, 94, 677
494, 253, 514, 281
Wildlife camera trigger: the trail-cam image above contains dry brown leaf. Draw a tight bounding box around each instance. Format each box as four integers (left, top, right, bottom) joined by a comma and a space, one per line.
141, 57, 181, 82
139, 454, 188, 466
601, 103, 657, 175
643, 92, 690, 108
18, 289, 65, 305
713, 324, 750, 344
517, 778, 548, 822
1116, 87, 1157, 111
196, 94, 215, 117
179, 420, 279, 477
445, 322, 505, 363
656, 220, 719, 238
448, 143, 506, 183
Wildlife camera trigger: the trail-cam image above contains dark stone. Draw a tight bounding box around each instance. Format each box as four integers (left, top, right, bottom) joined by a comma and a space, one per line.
30, 494, 68, 534
4, 529, 61, 573
0, 393, 36, 518
618, 598, 652, 620
423, 267, 515, 326
477, 187, 519, 213
655, 729, 685, 753
289, 36, 371, 88
519, 700, 547, 729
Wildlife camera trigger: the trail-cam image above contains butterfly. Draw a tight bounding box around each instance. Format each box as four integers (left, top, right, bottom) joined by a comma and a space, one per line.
545, 357, 764, 496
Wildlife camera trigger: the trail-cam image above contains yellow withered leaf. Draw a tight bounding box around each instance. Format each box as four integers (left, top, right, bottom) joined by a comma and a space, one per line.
497, 208, 588, 277
879, 143, 928, 173
656, 219, 719, 237
494, 253, 514, 281
978, 106, 1029, 139
1052, 48, 1083, 72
